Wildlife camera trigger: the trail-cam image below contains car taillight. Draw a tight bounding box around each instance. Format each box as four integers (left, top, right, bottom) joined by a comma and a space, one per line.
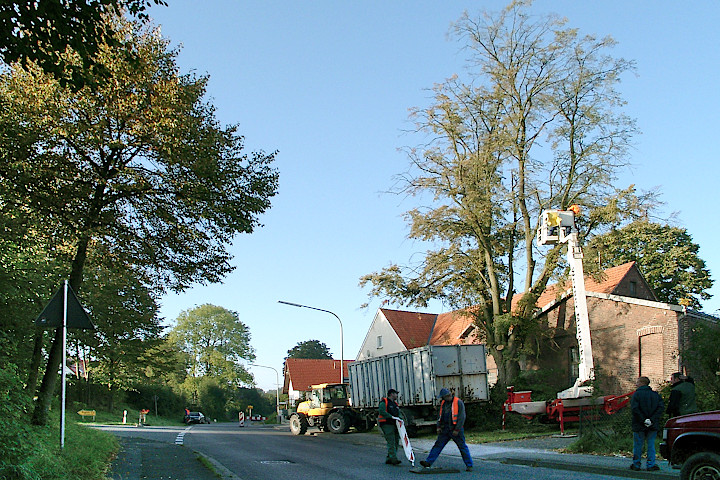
662, 428, 668, 441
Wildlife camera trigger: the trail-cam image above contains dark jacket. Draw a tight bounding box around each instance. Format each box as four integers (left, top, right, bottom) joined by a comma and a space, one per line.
378, 397, 400, 424
437, 396, 466, 431
667, 381, 698, 417
631, 385, 664, 432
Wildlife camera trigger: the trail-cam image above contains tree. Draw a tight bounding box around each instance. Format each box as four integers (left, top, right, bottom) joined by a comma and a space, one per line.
0, 16, 278, 424
0, 0, 166, 89
360, 3, 653, 387
168, 304, 255, 388
74, 248, 163, 410
586, 220, 713, 308
681, 321, 720, 409
286, 340, 333, 359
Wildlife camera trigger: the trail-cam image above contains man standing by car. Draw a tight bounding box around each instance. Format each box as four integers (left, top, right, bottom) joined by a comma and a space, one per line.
667, 372, 698, 418
378, 388, 401, 465
630, 376, 664, 471
420, 388, 473, 472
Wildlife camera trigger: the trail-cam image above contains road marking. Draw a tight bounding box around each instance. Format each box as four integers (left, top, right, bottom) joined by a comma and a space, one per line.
175, 425, 193, 445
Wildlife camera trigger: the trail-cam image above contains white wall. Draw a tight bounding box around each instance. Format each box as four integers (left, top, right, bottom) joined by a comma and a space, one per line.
356, 310, 406, 360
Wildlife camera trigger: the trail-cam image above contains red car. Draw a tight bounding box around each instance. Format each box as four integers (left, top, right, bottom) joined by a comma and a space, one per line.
660, 410, 720, 480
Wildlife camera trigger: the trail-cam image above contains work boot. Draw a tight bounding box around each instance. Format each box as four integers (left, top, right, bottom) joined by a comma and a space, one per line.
385, 459, 394, 464
466, 466, 473, 472
629, 465, 642, 471
647, 465, 660, 471
420, 460, 431, 468
391, 458, 401, 465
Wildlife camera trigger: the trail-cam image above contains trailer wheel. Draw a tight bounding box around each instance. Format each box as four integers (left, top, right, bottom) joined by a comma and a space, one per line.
354, 417, 375, 433
289, 413, 308, 435
327, 411, 350, 434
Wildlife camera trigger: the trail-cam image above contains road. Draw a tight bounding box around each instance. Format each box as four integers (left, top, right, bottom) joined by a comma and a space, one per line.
98, 421, 645, 480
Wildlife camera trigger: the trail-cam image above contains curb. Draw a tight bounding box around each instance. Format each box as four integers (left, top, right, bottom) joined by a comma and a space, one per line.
194, 450, 243, 480
500, 457, 678, 479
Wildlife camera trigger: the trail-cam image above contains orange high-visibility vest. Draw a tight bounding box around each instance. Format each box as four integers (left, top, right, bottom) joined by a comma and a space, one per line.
439, 397, 460, 425
378, 397, 394, 424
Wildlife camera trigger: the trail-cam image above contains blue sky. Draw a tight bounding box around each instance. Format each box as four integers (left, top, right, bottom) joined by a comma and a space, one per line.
147, 1, 720, 391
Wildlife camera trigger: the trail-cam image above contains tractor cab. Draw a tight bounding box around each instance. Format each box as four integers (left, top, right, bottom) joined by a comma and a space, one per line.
298, 383, 350, 417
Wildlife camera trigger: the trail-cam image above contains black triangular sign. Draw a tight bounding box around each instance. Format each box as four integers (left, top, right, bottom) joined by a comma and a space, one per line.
34, 284, 95, 330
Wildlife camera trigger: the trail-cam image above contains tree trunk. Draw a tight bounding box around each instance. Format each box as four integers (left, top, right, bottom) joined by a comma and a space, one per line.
31, 237, 89, 425
25, 328, 45, 395
489, 347, 520, 389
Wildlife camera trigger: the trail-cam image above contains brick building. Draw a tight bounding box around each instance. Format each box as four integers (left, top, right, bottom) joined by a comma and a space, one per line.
357, 261, 718, 394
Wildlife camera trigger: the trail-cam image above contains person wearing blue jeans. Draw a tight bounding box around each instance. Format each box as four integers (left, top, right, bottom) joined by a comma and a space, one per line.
420, 388, 473, 472
630, 376, 664, 471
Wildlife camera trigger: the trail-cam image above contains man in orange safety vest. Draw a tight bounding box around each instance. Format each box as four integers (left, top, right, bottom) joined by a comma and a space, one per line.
419, 388, 473, 472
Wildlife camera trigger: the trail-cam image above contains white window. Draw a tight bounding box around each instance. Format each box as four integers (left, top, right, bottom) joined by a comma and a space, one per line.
377, 335, 383, 349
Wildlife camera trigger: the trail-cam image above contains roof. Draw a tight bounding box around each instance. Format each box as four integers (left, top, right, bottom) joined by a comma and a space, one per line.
380, 308, 437, 349
512, 261, 640, 313
429, 311, 477, 345
283, 358, 353, 393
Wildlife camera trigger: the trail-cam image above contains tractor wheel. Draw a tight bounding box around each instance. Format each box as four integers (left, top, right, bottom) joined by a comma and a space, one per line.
289, 413, 308, 435
354, 418, 375, 433
326, 411, 350, 434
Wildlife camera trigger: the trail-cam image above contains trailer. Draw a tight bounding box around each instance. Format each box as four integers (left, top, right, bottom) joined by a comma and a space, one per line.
288, 344, 489, 436
349, 344, 489, 434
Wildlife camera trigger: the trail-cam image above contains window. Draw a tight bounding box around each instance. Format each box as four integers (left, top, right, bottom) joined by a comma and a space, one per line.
569, 346, 579, 385
629, 281, 637, 296
377, 335, 383, 349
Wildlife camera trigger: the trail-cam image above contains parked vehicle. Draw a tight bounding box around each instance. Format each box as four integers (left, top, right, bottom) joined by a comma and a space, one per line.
184, 411, 210, 424
660, 410, 720, 480
288, 344, 489, 436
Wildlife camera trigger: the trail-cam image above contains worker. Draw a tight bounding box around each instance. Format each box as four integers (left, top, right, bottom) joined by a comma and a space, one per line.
420, 388, 473, 472
630, 376, 664, 471
378, 388, 401, 465
666, 372, 698, 418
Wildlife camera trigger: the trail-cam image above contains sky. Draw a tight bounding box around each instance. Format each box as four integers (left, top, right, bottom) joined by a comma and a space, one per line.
146, 1, 720, 392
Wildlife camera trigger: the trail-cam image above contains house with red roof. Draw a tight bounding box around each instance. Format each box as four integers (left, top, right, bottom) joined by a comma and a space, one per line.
357, 261, 717, 393
282, 358, 353, 406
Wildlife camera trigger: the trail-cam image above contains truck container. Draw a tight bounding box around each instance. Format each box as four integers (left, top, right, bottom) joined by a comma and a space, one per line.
288, 344, 489, 436
349, 344, 489, 432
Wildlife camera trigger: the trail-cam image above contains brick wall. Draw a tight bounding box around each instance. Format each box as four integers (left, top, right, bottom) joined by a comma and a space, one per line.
529, 295, 682, 393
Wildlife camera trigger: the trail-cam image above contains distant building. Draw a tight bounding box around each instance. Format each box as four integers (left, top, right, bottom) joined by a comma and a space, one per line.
282, 358, 353, 406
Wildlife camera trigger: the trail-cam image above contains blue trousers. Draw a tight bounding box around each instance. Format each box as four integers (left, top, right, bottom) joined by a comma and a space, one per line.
633, 430, 657, 468
425, 428, 473, 467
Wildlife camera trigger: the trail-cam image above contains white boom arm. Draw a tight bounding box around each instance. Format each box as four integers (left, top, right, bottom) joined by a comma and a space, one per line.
537, 208, 594, 399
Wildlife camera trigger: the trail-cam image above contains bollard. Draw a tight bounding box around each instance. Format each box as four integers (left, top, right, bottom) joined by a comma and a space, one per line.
123, 410, 127, 424
239, 411, 245, 427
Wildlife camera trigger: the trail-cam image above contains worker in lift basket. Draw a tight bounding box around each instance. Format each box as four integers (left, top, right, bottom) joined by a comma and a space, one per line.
420, 388, 473, 472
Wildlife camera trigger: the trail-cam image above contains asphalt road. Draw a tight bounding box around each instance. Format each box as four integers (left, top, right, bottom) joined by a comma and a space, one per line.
99, 422, 641, 480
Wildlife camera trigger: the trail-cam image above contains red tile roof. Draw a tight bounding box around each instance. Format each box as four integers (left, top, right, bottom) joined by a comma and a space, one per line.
429, 311, 477, 345
380, 308, 437, 349
513, 261, 639, 312
283, 358, 353, 393
380, 262, 642, 348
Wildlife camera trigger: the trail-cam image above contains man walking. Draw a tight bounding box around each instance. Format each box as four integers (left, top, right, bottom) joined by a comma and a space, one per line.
630, 376, 664, 471
420, 388, 473, 472
378, 388, 401, 465
666, 372, 698, 418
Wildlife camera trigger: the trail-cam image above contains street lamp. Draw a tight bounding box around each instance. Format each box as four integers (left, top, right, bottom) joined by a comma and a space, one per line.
248, 363, 280, 420
278, 301, 345, 384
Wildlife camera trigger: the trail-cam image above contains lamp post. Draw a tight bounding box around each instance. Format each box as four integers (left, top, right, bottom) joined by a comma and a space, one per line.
278, 301, 344, 383
248, 363, 280, 419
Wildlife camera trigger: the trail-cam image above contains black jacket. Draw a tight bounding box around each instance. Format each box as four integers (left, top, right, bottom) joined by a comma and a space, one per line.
631, 385, 664, 432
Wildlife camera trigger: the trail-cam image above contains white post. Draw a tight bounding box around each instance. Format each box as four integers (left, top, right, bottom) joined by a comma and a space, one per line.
60, 280, 68, 450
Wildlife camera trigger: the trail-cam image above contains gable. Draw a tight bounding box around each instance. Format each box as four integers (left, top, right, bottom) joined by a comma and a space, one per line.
380, 308, 437, 349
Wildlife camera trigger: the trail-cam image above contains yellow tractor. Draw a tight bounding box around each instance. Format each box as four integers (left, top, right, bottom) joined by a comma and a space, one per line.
289, 383, 374, 435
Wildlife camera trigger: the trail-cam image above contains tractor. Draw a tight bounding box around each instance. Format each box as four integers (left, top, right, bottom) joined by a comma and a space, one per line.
288, 383, 375, 435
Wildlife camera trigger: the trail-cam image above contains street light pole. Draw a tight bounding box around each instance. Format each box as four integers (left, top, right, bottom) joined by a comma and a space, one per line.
278, 301, 345, 384
248, 363, 280, 419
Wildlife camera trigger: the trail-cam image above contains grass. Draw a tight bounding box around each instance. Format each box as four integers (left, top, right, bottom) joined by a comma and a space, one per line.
4, 409, 119, 480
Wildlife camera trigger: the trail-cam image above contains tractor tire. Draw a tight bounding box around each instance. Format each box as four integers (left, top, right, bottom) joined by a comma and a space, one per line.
354, 418, 375, 433
289, 413, 308, 435
326, 411, 350, 434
